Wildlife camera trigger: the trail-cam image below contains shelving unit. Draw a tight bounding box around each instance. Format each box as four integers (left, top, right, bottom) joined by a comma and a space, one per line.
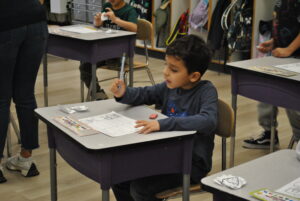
125, 0, 276, 63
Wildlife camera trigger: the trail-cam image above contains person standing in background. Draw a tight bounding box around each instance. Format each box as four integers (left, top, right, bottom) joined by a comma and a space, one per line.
0, 0, 48, 183
243, 0, 300, 149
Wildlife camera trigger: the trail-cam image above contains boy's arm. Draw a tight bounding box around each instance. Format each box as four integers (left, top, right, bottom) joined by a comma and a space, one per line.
272, 33, 300, 57
116, 83, 166, 106
158, 86, 218, 136
105, 8, 137, 32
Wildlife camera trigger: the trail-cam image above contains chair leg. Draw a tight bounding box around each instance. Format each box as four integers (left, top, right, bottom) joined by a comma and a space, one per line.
221, 137, 227, 170
80, 80, 85, 102
288, 135, 296, 149
9, 113, 20, 144
6, 123, 12, 157
146, 68, 155, 85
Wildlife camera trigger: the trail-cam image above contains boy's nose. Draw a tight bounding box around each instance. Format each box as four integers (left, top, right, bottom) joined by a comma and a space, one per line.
163, 67, 168, 76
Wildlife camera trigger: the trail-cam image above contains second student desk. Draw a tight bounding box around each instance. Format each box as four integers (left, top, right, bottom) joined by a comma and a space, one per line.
228, 56, 300, 166
35, 99, 195, 201
43, 26, 136, 106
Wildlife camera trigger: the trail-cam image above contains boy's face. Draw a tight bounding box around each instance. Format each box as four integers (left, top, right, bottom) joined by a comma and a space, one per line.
108, 0, 123, 7
163, 55, 201, 90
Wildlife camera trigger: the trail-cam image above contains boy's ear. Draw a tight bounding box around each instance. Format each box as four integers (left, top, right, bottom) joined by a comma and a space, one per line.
189, 72, 201, 82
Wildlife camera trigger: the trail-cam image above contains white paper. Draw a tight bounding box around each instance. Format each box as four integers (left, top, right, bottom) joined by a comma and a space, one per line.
79, 111, 140, 137
275, 62, 300, 73
60, 26, 99, 34
276, 177, 300, 199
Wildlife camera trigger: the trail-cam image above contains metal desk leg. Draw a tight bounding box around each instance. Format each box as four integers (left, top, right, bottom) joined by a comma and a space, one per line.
91, 63, 97, 101
230, 94, 237, 168
128, 56, 134, 87
270, 106, 277, 152
50, 148, 57, 201
43, 54, 48, 106
182, 174, 190, 201
102, 189, 110, 201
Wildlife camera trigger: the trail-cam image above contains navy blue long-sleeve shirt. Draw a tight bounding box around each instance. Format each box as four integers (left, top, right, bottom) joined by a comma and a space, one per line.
117, 80, 218, 183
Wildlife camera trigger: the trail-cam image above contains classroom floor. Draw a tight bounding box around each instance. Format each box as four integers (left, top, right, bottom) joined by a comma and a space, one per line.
1, 54, 294, 201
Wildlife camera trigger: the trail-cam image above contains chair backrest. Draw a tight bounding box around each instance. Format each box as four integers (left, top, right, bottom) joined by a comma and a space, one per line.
136, 19, 153, 41
216, 99, 234, 138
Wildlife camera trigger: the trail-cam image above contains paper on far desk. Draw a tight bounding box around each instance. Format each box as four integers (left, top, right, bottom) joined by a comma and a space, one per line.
79, 111, 141, 137
276, 176, 300, 199
59, 26, 99, 34
275, 62, 300, 74
249, 66, 297, 77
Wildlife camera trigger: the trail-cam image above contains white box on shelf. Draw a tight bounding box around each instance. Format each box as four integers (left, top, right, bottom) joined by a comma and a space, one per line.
50, 0, 68, 14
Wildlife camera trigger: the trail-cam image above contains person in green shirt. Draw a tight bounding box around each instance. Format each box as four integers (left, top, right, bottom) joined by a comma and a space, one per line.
79, 0, 138, 100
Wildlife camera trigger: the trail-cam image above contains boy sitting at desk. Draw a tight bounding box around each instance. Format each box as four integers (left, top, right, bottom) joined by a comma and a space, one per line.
110, 35, 218, 201
79, 0, 138, 100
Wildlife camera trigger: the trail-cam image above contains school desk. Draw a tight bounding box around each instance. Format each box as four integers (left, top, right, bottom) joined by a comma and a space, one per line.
43, 25, 136, 106
201, 149, 300, 201
35, 99, 196, 201
228, 56, 300, 167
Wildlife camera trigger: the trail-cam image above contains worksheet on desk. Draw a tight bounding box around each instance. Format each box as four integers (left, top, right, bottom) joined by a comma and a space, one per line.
276, 176, 300, 199
275, 62, 300, 74
79, 111, 141, 137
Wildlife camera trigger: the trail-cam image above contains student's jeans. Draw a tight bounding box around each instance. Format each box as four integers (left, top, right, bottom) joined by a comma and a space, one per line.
0, 21, 48, 159
112, 171, 207, 201
258, 102, 300, 140
112, 174, 183, 201
79, 58, 121, 92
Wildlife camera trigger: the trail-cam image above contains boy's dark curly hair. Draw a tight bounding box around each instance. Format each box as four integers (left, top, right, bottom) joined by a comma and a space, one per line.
166, 35, 212, 76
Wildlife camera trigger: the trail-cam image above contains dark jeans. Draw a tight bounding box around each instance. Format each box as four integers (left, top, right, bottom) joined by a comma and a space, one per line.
112, 174, 183, 201
79, 58, 121, 92
0, 21, 48, 158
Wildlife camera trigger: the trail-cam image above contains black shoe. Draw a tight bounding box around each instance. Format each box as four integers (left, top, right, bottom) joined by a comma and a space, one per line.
95, 89, 108, 100
0, 166, 7, 183
243, 130, 279, 149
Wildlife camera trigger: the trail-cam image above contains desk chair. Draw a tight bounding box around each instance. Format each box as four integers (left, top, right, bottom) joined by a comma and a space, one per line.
155, 99, 235, 200
288, 134, 299, 149
6, 112, 21, 157
81, 19, 155, 101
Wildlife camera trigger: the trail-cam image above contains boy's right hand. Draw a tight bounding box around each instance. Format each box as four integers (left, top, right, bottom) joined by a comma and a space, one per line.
257, 39, 274, 53
94, 13, 102, 27
110, 79, 126, 98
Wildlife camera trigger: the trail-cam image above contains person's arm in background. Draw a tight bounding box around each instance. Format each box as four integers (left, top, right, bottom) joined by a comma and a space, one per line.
39, 0, 44, 4
104, 8, 137, 32
272, 33, 300, 57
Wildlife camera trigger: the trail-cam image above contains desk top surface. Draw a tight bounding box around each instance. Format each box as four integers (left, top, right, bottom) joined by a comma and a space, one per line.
201, 149, 300, 200
35, 99, 195, 150
48, 25, 136, 41
228, 56, 300, 82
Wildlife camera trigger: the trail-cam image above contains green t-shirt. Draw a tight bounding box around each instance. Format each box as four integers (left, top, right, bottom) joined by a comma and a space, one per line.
102, 2, 138, 30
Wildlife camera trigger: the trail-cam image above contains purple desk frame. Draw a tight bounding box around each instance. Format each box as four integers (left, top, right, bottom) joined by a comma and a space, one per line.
35, 100, 195, 201
43, 29, 136, 106
228, 56, 300, 167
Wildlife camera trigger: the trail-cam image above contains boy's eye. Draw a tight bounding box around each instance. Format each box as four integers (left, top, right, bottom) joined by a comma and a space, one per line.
170, 68, 178, 72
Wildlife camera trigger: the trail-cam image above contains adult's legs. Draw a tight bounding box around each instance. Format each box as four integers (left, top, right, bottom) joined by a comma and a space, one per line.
12, 21, 48, 153
0, 29, 17, 160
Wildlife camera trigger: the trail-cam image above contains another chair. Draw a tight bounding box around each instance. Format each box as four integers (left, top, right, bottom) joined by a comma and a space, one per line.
6, 111, 21, 157
155, 98, 235, 200
81, 19, 155, 101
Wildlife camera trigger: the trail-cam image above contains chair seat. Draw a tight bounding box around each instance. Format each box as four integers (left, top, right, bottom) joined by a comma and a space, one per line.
155, 184, 202, 199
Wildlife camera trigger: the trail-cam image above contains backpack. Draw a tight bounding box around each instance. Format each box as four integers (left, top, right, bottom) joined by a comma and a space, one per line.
225, 0, 253, 52
165, 9, 189, 46
189, 0, 209, 31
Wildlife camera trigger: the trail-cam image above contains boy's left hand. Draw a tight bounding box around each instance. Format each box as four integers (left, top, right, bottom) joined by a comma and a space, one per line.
135, 120, 160, 134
